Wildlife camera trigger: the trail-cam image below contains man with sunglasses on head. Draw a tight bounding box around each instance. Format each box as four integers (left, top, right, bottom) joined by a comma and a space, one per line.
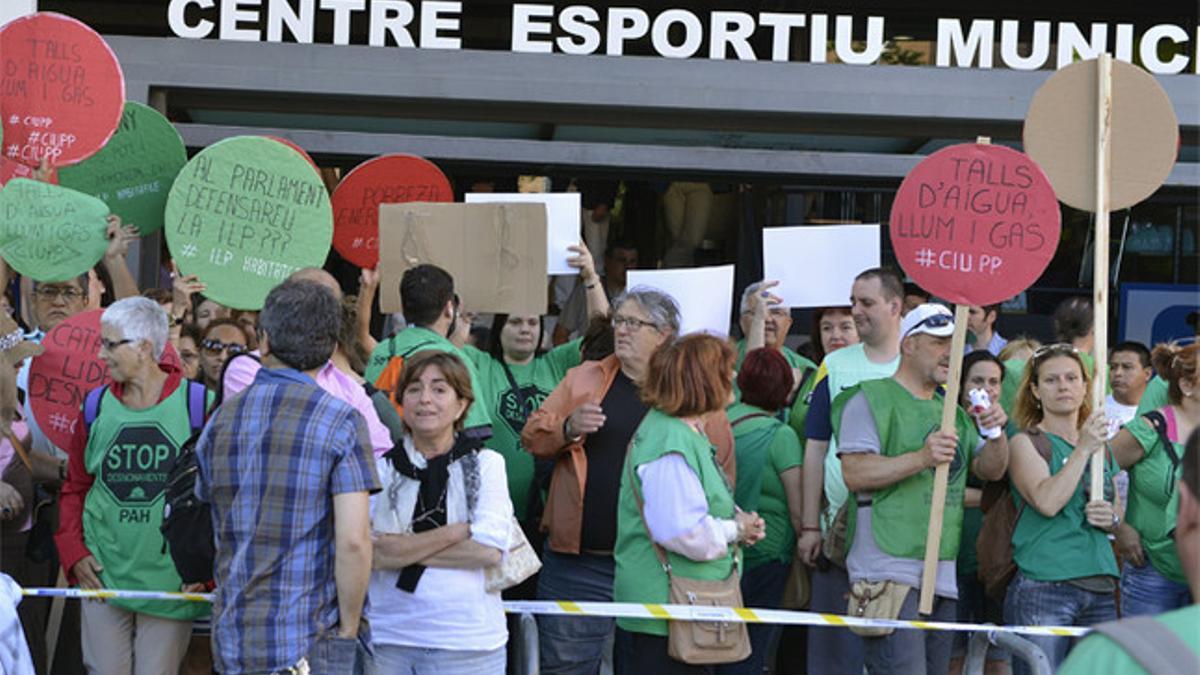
837, 304, 1010, 674
364, 264, 492, 439
795, 267, 905, 675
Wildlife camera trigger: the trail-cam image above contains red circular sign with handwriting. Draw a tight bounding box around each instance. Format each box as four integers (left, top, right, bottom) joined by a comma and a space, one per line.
889, 144, 1061, 306
267, 136, 319, 173
331, 154, 453, 268
0, 12, 125, 167
29, 310, 180, 451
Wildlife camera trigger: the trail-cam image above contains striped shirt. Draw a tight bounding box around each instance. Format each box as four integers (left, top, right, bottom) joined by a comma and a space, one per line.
196, 367, 380, 674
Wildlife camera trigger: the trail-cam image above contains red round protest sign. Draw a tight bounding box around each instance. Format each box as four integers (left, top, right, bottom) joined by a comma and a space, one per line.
331, 154, 453, 268
0, 12, 125, 167
889, 144, 1061, 307
267, 136, 319, 173
0, 155, 57, 186
29, 310, 179, 450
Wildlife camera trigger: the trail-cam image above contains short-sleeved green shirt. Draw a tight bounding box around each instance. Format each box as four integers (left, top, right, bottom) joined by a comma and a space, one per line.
1125, 411, 1187, 583
462, 340, 581, 519
1136, 377, 1170, 416
1057, 605, 1200, 675
727, 402, 803, 568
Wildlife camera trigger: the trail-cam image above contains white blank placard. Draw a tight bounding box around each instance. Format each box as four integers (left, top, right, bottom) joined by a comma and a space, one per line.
626, 265, 735, 337
465, 192, 580, 274
763, 225, 880, 307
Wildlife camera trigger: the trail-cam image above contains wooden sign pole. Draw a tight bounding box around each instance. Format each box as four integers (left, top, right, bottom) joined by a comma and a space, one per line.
1090, 54, 1113, 499
919, 303, 971, 614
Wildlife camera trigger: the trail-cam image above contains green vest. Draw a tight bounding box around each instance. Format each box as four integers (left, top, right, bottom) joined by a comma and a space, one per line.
82, 383, 211, 620
364, 325, 492, 431
820, 345, 900, 528
462, 340, 581, 519
832, 378, 979, 560
727, 402, 803, 568
614, 409, 737, 636
1011, 432, 1119, 582
1125, 413, 1188, 583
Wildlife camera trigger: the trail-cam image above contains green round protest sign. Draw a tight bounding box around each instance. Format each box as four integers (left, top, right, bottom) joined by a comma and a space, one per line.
0, 178, 110, 282
164, 135, 333, 310
58, 102, 187, 236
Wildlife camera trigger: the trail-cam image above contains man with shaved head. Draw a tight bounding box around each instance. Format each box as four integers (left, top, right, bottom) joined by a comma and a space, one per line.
222, 270, 392, 458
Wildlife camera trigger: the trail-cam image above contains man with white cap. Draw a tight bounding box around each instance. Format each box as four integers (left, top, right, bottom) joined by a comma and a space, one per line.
835, 303, 1010, 673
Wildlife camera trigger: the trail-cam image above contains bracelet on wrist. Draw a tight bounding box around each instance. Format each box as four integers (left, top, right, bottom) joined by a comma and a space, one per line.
800, 526, 821, 533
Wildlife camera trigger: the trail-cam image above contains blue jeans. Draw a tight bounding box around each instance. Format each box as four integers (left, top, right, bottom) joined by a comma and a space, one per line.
373, 644, 504, 673
299, 632, 374, 675
1121, 561, 1192, 617
806, 563, 865, 675
537, 549, 616, 675
1003, 572, 1117, 675
715, 560, 790, 675
862, 588, 957, 675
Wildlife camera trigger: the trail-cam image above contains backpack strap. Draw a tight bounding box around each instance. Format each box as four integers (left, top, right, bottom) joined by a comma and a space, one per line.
185, 380, 208, 435
730, 412, 771, 428
1025, 427, 1054, 464
1093, 616, 1200, 675
82, 385, 108, 432
1143, 411, 1180, 469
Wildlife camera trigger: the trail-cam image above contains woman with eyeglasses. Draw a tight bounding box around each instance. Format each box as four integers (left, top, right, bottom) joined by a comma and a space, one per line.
54, 297, 213, 674
1004, 343, 1119, 675
1107, 342, 1198, 617
523, 288, 738, 674
198, 319, 250, 391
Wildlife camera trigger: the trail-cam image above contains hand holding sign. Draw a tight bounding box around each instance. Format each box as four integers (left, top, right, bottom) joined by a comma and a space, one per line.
0, 12, 125, 167
0, 178, 110, 282
889, 140, 1061, 615
164, 135, 334, 310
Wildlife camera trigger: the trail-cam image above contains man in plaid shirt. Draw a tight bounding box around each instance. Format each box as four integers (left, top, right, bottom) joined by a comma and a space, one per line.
197, 279, 380, 674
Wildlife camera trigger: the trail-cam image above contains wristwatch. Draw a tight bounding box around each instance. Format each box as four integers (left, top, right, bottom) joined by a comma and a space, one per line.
563, 418, 582, 443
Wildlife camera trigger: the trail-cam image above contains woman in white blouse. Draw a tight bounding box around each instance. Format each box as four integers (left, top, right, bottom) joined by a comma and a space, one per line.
369, 351, 513, 672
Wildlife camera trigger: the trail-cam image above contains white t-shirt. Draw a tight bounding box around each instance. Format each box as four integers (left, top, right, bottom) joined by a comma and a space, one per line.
368, 438, 513, 651
1104, 394, 1139, 439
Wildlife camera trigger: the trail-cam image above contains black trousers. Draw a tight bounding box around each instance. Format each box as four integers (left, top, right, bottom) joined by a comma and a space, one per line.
615, 628, 715, 675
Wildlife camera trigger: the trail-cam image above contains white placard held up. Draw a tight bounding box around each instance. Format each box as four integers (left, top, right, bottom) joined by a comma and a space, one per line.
626, 265, 735, 337
465, 192, 580, 275
762, 225, 880, 307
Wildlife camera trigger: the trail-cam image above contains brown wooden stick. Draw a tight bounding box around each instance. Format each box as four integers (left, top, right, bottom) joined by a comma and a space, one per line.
1091, 54, 1113, 500
919, 304, 970, 614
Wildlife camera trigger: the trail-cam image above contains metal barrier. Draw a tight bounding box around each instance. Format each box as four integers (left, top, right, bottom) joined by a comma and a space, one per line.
965, 629, 1053, 675
513, 612, 539, 675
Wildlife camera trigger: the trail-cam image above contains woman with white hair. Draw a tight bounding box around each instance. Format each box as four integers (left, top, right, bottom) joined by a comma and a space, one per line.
54, 297, 212, 675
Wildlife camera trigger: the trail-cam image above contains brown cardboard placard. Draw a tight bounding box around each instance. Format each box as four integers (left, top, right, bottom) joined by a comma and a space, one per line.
378, 202, 548, 316
1023, 58, 1178, 212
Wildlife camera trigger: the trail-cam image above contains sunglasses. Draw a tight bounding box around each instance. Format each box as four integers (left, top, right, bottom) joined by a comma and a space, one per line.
201, 339, 248, 357
1032, 343, 1080, 360
903, 313, 953, 339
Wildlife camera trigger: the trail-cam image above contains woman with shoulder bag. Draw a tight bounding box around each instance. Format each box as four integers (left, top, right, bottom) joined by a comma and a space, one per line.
1108, 343, 1198, 616
1004, 344, 1119, 675
368, 351, 514, 673
614, 334, 765, 674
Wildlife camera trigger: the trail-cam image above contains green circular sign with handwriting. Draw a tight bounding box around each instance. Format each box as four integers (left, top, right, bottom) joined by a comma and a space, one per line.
58, 102, 187, 236
164, 135, 333, 310
0, 178, 110, 282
